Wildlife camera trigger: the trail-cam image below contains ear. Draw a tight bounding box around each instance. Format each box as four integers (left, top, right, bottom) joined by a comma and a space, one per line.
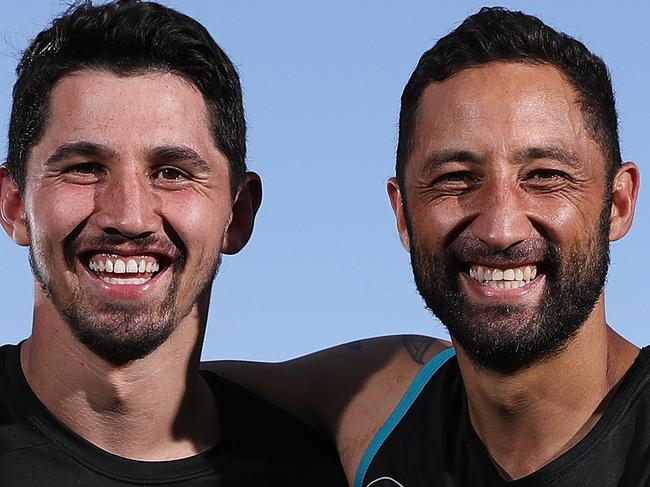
222, 171, 262, 254
0, 166, 29, 246
608, 162, 640, 242
387, 177, 410, 252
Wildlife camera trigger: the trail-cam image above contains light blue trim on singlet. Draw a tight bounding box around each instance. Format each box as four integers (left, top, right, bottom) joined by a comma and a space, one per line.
353, 346, 456, 487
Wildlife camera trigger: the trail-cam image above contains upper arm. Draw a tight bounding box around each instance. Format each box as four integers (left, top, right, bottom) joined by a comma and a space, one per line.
203, 335, 451, 480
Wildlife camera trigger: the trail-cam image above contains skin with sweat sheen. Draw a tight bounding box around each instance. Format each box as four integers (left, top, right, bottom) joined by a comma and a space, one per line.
391, 63, 612, 371
23, 71, 233, 363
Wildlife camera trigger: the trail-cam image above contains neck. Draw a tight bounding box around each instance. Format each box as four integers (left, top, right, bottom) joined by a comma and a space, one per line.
22, 287, 219, 461
456, 297, 639, 480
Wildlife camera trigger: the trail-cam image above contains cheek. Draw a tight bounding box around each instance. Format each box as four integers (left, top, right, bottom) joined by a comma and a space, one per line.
160, 192, 231, 250
541, 205, 577, 227
410, 198, 467, 247
27, 186, 95, 244
528, 196, 603, 245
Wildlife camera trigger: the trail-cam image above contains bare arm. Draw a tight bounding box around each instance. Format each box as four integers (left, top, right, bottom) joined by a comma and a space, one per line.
203, 334, 451, 481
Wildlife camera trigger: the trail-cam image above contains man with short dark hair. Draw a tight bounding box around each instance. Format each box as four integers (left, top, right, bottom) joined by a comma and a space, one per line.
212, 7, 645, 486
0, 1, 346, 484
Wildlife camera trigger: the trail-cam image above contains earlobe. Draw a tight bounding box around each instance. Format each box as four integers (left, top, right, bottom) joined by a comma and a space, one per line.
608, 162, 640, 242
387, 177, 410, 251
222, 172, 262, 255
0, 166, 29, 246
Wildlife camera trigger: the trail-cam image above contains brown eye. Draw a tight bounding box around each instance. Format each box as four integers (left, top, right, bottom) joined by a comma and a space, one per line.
522, 169, 574, 193
527, 169, 567, 180
433, 172, 479, 186
154, 167, 187, 181
440, 172, 475, 182
66, 162, 104, 175
62, 163, 105, 183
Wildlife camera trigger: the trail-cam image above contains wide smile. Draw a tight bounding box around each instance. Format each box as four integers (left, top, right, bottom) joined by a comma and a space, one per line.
468, 264, 539, 289
81, 252, 171, 289
86, 254, 161, 284
461, 263, 545, 301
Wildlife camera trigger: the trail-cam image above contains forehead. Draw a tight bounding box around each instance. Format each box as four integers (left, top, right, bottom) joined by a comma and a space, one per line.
28, 70, 223, 169
409, 62, 604, 169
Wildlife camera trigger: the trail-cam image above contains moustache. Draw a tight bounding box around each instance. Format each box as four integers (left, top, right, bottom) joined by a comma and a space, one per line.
63, 232, 185, 268
445, 236, 560, 270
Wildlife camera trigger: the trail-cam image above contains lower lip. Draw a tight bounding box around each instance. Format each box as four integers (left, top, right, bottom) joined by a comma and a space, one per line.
460, 272, 545, 303
81, 264, 169, 299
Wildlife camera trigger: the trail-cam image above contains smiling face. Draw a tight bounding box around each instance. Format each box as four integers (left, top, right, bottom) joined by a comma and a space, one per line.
389, 62, 629, 372
11, 71, 244, 363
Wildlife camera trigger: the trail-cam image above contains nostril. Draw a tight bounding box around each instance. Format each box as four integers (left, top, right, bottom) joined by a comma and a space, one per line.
470, 209, 533, 252
95, 199, 160, 237
103, 227, 156, 240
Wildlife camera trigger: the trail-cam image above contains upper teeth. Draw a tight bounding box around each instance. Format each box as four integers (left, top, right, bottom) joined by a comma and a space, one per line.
469, 265, 537, 289
88, 256, 160, 275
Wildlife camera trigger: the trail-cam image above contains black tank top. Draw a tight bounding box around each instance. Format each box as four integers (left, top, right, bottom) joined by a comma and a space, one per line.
357, 347, 650, 487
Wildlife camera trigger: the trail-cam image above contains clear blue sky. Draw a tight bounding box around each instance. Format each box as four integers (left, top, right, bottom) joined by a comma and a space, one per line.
1, 1, 648, 361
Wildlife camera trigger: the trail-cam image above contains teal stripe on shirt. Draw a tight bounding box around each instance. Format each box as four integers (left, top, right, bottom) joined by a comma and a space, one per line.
354, 347, 456, 487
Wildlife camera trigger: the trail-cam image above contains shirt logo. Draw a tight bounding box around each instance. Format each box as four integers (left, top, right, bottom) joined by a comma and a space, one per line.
366, 477, 405, 487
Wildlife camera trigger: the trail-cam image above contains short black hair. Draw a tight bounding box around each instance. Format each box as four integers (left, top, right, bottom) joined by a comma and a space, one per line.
396, 7, 621, 188
7, 0, 246, 198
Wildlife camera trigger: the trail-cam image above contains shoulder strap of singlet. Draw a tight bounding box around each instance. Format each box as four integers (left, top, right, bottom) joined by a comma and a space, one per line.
353, 347, 456, 487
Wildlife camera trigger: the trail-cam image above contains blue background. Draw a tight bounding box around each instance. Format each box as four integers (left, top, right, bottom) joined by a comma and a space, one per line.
0, 1, 647, 361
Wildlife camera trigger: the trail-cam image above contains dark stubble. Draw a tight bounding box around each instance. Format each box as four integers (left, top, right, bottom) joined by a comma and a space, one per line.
29, 232, 220, 365
408, 202, 611, 374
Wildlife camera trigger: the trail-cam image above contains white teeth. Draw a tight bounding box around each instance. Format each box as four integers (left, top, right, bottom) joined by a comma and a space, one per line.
88, 254, 161, 278
114, 259, 126, 274
477, 267, 485, 282
126, 259, 138, 273
468, 264, 538, 288
100, 276, 149, 285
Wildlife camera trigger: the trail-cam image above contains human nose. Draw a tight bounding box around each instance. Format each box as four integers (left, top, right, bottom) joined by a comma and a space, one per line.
94, 169, 161, 237
469, 177, 533, 251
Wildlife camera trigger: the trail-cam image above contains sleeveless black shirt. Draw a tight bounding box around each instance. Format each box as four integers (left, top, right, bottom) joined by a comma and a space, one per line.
357, 347, 650, 487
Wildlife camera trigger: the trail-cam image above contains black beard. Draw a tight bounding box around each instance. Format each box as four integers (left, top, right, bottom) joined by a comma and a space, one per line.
408, 204, 611, 374
29, 232, 220, 365
59, 275, 181, 365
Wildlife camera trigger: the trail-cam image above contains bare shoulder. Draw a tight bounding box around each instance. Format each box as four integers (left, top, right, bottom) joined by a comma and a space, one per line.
323, 335, 450, 477
203, 335, 451, 480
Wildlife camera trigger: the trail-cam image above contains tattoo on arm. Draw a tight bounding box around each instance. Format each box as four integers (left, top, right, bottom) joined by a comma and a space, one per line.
403, 336, 434, 364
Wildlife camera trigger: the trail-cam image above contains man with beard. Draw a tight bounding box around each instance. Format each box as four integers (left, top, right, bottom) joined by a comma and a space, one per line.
210, 7, 646, 487
0, 1, 347, 485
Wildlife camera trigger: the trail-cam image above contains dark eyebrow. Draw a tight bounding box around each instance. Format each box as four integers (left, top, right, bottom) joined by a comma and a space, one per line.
421, 146, 583, 171
44, 141, 116, 167
514, 146, 582, 169
148, 145, 212, 173
422, 149, 482, 171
